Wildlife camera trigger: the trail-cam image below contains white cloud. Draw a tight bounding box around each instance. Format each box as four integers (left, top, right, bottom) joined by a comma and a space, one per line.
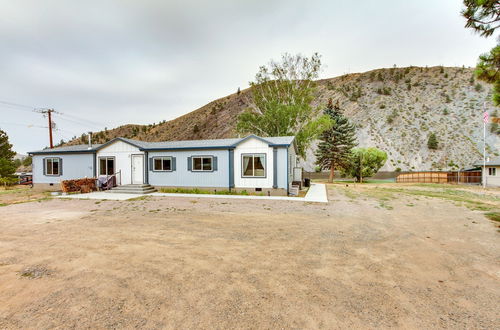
0, 0, 496, 153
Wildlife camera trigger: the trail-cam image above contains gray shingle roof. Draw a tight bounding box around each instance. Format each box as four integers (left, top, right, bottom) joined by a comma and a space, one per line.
29, 135, 295, 154
473, 157, 500, 166
140, 137, 243, 150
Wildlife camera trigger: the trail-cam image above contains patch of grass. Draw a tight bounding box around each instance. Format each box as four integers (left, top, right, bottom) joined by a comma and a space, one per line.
331, 179, 395, 184
19, 265, 52, 279
0, 186, 30, 195
0, 195, 52, 207
126, 196, 151, 201
159, 187, 254, 196
374, 185, 500, 224
336, 187, 359, 200
379, 201, 393, 210
484, 212, 500, 222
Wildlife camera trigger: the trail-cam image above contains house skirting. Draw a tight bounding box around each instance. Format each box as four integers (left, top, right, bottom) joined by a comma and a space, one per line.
31, 183, 61, 191
152, 185, 288, 196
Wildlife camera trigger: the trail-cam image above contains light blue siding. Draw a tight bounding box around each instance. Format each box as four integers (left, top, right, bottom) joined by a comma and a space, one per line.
33, 153, 94, 184
148, 150, 229, 188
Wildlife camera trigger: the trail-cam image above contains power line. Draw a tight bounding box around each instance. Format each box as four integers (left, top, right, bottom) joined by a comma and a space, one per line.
0, 122, 48, 129
0, 104, 35, 113
0, 100, 34, 109
53, 113, 102, 129
57, 112, 104, 127
0, 99, 108, 128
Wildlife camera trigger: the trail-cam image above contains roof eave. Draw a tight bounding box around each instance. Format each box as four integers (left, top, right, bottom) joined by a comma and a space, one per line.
143, 146, 235, 151
29, 149, 96, 155
95, 137, 144, 151
269, 143, 291, 147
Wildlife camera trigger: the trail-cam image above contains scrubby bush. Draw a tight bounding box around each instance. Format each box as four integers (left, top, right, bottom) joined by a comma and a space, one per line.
427, 133, 438, 150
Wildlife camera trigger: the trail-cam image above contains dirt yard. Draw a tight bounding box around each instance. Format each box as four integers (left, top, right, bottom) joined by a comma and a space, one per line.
0, 184, 499, 329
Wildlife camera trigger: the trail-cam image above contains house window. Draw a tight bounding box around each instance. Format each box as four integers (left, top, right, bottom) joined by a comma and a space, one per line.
242, 154, 266, 177
99, 157, 115, 175
192, 156, 213, 171
488, 168, 496, 176
44, 158, 61, 176
153, 157, 172, 171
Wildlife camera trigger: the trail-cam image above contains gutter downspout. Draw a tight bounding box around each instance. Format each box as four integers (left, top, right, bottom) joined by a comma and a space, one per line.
228, 149, 234, 190
286, 147, 289, 195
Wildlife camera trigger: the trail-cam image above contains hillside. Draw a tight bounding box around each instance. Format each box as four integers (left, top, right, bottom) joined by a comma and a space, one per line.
65, 66, 498, 171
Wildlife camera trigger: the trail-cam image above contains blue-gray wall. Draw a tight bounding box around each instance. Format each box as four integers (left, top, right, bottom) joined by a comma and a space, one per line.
32, 153, 94, 184
31, 145, 292, 190
148, 149, 230, 188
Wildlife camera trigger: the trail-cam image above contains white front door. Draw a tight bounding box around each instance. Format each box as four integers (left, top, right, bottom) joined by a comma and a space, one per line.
131, 155, 144, 184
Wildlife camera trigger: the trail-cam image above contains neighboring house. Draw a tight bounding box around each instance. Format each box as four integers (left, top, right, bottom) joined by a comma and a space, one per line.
28, 135, 298, 195
473, 157, 500, 187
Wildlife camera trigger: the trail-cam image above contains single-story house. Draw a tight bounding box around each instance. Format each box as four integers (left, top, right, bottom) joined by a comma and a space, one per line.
473, 157, 500, 187
28, 135, 298, 195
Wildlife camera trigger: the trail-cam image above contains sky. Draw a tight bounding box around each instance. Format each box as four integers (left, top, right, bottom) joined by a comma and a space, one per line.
0, 0, 497, 154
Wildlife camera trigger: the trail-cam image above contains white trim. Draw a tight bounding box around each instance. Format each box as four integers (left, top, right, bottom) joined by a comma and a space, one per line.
44, 157, 61, 176
153, 156, 173, 172
191, 156, 213, 172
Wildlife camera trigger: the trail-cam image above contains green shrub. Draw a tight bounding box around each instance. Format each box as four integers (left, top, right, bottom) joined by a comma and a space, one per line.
159, 187, 253, 196
428, 133, 438, 150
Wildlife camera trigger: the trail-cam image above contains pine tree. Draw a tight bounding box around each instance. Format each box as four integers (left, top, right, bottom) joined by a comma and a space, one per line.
315, 99, 357, 182
427, 133, 438, 150
0, 129, 17, 184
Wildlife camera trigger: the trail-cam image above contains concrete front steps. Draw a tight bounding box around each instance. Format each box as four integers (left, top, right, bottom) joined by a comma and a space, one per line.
107, 184, 157, 194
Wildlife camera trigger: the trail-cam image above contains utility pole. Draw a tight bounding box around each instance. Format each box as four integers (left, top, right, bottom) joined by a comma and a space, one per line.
35, 108, 56, 148
47, 109, 54, 148
483, 102, 488, 188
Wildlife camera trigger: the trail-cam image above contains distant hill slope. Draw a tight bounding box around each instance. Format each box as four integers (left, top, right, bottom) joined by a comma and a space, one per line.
64, 66, 498, 171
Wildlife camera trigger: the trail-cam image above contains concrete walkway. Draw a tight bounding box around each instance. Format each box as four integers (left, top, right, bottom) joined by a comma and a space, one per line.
56, 183, 328, 203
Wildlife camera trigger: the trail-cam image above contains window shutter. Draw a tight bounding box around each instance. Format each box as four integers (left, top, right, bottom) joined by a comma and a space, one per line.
43, 158, 46, 175
213, 156, 218, 171
172, 157, 176, 171
187, 157, 192, 171
149, 157, 154, 171
59, 158, 63, 176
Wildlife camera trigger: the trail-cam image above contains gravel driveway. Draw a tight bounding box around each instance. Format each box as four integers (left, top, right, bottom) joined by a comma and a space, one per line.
0, 184, 498, 329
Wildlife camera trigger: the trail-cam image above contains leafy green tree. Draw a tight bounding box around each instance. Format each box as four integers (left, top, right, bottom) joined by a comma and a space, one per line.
0, 129, 17, 185
476, 45, 500, 105
315, 99, 357, 182
236, 53, 333, 158
428, 133, 439, 150
462, 0, 499, 37
343, 147, 387, 182
22, 156, 32, 167
13, 158, 22, 168
462, 1, 500, 105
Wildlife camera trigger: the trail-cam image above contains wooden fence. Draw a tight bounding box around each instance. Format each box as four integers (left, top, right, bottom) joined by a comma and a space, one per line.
396, 171, 481, 184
